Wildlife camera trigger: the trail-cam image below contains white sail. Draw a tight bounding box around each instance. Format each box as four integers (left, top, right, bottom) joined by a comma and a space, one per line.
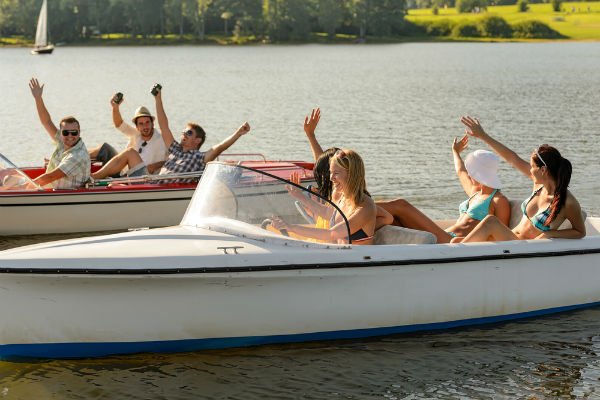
34, 0, 48, 48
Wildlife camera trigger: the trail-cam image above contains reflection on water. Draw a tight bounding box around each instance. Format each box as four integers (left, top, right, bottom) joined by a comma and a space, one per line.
1, 42, 600, 398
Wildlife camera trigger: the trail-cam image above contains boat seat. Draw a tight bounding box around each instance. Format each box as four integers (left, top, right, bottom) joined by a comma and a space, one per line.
374, 225, 437, 245
508, 200, 587, 229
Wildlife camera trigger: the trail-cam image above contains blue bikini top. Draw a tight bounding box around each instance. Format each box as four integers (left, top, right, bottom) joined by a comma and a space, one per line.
521, 186, 553, 232
458, 189, 498, 221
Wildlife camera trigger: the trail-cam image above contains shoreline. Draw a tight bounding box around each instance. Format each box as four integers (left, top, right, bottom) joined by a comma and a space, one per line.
3, 36, 599, 48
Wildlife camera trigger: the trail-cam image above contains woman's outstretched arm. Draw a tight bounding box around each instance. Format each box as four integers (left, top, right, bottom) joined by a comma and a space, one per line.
461, 116, 531, 179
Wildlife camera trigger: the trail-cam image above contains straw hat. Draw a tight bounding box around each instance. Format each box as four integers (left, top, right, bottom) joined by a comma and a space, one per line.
131, 106, 155, 124
464, 150, 502, 189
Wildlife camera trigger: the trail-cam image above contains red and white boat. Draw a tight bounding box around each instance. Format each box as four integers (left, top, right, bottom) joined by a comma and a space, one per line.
0, 153, 313, 236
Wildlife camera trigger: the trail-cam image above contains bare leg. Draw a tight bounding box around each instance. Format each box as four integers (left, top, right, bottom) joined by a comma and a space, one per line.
461, 215, 518, 243
91, 148, 143, 179
88, 144, 102, 159
377, 198, 452, 243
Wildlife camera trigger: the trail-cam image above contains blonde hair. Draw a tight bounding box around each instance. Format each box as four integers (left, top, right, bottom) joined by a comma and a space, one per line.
331, 149, 367, 208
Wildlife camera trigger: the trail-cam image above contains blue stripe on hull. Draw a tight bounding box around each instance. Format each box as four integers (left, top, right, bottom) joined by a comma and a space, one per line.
3, 301, 600, 360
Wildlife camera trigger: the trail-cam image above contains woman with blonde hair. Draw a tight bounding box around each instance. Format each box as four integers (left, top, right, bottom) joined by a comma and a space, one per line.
273, 149, 377, 245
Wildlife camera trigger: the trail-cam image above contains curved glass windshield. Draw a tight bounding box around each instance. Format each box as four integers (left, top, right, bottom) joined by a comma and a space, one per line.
182, 162, 351, 245
0, 153, 41, 191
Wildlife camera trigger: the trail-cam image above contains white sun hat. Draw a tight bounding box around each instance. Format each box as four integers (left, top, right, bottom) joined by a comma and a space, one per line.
464, 150, 502, 189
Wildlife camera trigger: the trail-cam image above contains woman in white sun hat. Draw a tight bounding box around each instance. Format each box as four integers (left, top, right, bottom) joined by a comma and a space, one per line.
377, 134, 510, 243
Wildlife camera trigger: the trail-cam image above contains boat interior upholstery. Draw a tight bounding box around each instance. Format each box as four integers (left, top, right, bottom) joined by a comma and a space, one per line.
373, 201, 596, 246
374, 225, 437, 245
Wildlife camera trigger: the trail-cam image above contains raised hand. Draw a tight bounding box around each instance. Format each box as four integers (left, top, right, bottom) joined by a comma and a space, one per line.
285, 171, 302, 196
452, 133, 469, 154
29, 78, 44, 99
110, 92, 123, 107
303, 108, 320, 137
460, 115, 487, 138
236, 122, 251, 136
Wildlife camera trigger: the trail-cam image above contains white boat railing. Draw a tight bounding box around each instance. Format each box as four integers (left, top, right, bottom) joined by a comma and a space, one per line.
88, 171, 203, 187
216, 153, 267, 162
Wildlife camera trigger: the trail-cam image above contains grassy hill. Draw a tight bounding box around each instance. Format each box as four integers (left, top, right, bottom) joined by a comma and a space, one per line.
406, 1, 600, 39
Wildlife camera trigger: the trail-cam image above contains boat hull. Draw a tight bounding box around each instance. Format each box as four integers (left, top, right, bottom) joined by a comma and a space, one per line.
31, 45, 54, 54
0, 187, 195, 235
2, 241, 600, 359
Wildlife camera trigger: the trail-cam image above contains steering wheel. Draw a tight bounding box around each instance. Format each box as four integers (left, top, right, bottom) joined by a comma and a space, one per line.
260, 218, 289, 237
294, 201, 315, 224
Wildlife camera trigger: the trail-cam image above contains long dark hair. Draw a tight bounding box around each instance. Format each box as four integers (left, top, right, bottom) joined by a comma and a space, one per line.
533, 144, 572, 225
313, 147, 340, 200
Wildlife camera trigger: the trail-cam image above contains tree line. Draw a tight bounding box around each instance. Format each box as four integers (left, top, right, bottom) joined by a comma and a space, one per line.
0, 0, 408, 43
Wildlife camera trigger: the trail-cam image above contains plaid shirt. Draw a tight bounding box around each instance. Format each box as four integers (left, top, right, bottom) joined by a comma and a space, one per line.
46, 131, 91, 189
159, 141, 205, 182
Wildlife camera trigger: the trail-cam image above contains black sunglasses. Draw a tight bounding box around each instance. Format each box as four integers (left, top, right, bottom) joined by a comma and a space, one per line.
138, 141, 148, 153
61, 129, 80, 137
182, 129, 195, 137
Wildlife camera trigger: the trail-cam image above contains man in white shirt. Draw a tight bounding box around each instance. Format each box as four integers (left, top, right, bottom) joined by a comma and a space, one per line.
88, 94, 168, 175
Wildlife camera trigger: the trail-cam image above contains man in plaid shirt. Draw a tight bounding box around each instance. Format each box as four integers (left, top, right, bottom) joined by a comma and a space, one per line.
29, 78, 90, 189
92, 85, 250, 183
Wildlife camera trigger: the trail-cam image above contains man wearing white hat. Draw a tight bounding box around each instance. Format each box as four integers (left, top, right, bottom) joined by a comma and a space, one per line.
88, 94, 168, 174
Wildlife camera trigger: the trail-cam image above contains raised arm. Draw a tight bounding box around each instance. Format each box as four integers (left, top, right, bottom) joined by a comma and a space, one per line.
461, 116, 531, 178
304, 108, 324, 161
203, 122, 251, 163
452, 133, 476, 195
153, 89, 174, 148
29, 78, 57, 140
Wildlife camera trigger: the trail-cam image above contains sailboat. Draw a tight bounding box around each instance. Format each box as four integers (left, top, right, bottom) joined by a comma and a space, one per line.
31, 0, 54, 54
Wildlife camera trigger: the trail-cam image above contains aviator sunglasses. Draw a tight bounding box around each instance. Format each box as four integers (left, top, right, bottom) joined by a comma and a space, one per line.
61, 129, 80, 137
138, 141, 148, 153
182, 129, 195, 137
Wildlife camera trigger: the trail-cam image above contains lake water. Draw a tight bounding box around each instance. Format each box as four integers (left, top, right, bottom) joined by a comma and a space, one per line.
1, 43, 599, 398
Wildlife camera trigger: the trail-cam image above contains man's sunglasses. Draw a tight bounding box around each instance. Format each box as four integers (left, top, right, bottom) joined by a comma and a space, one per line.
138, 141, 148, 153
182, 129, 195, 137
61, 129, 80, 137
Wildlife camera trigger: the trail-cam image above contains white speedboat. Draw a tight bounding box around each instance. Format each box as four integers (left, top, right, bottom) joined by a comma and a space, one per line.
0, 153, 313, 235
0, 162, 598, 360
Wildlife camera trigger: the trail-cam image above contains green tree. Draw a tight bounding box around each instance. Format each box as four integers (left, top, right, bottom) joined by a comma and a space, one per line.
318, 0, 344, 38
456, 0, 487, 13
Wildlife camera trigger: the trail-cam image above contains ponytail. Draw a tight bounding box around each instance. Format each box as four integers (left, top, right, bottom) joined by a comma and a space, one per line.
547, 157, 571, 224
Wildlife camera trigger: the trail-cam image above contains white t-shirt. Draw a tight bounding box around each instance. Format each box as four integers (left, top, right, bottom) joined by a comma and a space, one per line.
117, 122, 168, 170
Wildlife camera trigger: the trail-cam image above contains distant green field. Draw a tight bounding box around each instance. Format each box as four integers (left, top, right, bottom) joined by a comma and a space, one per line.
407, 1, 600, 39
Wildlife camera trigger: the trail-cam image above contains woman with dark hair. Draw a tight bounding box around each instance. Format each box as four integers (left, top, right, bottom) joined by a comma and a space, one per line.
458, 116, 585, 242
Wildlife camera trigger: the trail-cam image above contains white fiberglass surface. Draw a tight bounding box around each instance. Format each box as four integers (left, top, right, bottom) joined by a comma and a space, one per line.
0, 153, 41, 191
181, 163, 350, 245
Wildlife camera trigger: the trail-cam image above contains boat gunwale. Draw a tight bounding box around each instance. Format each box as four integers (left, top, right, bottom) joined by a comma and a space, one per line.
2, 242, 600, 275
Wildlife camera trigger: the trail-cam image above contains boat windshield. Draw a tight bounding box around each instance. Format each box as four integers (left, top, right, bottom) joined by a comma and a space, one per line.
0, 153, 41, 191
182, 162, 352, 245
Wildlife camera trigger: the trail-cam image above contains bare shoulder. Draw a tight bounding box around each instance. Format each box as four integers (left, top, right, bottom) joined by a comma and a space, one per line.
565, 190, 582, 210
492, 191, 510, 206
360, 195, 377, 211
